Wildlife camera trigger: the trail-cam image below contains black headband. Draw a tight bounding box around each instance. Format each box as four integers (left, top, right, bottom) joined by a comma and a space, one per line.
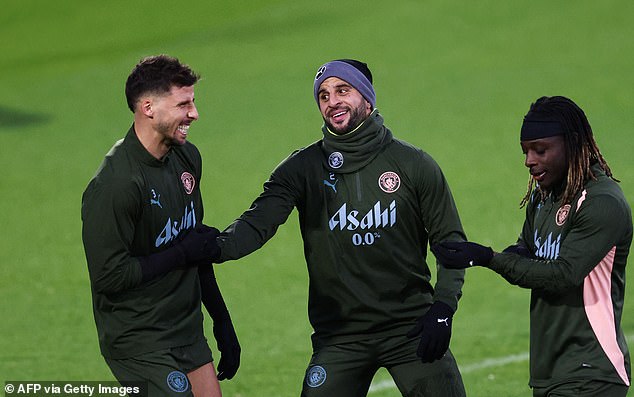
520, 120, 565, 141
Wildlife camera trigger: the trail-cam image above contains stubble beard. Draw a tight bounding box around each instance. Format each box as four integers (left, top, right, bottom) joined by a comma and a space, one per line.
325, 104, 369, 135
157, 121, 185, 147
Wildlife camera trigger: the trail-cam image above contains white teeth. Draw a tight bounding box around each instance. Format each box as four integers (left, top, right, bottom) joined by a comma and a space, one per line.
177, 125, 190, 133
334, 111, 346, 117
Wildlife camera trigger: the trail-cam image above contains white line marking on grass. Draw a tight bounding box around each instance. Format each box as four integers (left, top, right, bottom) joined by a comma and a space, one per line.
368, 380, 398, 393
367, 353, 529, 393
459, 352, 529, 373
368, 333, 634, 393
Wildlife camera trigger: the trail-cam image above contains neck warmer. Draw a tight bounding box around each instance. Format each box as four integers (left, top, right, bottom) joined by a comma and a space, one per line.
320, 109, 393, 173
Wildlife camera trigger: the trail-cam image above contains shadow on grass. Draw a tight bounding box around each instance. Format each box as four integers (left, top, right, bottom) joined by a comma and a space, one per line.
0, 105, 52, 130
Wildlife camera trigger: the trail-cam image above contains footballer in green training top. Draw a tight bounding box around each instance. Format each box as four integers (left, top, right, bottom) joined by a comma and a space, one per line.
81, 55, 240, 396
434, 96, 632, 397
215, 59, 468, 396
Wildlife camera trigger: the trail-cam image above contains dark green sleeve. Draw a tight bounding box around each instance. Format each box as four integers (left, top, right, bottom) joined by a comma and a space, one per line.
217, 155, 300, 262
417, 152, 466, 311
488, 194, 629, 293
81, 176, 143, 294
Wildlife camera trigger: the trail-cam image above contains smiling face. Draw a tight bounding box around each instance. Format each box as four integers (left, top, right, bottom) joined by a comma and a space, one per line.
150, 85, 199, 148
317, 77, 372, 134
521, 135, 568, 194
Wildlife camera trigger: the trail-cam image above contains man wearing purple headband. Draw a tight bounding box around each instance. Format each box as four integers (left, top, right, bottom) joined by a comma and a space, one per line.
433, 96, 631, 396
216, 59, 467, 396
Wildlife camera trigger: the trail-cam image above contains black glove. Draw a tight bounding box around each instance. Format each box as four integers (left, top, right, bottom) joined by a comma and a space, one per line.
213, 319, 241, 380
177, 225, 221, 265
502, 243, 534, 258
407, 301, 454, 362
139, 225, 220, 283
431, 241, 494, 269
198, 265, 240, 381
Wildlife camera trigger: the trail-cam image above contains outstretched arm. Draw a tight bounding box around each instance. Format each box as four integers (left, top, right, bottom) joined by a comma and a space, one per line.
217, 154, 301, 262
139, 225, 221, 283
433, 194, 630, 293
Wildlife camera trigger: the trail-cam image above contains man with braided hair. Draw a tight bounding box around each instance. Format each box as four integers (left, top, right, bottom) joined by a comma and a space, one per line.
433, 96, 631, 396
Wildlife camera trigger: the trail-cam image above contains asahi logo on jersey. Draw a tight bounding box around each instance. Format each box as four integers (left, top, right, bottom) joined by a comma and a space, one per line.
328, 152, 344, 169
378, 171, 400, 193
533, 230, 561, 260
155, 201, 197, 247
555, 204, 571, 226
180, 172, 195, 195
329, 200, 397, 231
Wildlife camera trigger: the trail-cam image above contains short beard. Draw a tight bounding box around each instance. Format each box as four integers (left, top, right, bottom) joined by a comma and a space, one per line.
157, 122, 184, 147
325, 105, 369, 135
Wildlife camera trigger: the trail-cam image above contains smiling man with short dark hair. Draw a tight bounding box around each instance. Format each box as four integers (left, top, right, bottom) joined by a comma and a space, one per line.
215, 59, 468, 397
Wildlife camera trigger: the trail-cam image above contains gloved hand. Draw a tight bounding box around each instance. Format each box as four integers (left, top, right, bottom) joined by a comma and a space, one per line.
178, 225, 221, 265
502, 243, 534, 258
407, 301, 454, 362
138, 225, 221, 283
213, 319, 241, 380
431, 241, 494, 269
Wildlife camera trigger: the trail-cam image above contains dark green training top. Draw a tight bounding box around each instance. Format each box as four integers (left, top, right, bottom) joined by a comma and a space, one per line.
218, 110, 466, 346
489, 164, 632, 388
81, 126, 205, 359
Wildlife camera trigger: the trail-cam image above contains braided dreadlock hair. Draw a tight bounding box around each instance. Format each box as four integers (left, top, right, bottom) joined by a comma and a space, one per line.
520, 96, 618, 208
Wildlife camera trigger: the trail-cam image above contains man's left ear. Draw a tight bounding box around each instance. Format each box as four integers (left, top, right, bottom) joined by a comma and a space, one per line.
141, 99, 153, 118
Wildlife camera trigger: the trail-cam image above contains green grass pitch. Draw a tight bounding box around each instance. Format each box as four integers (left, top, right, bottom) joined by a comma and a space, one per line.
1, 1, 633, 396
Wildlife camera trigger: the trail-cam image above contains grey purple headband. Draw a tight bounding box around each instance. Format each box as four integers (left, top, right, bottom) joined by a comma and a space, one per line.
313, 60, 376, 108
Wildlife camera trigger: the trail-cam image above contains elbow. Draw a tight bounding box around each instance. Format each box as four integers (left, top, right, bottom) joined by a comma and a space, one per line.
89, 265, 141, 295
91, 274, 127, 295
536, 266, 582, 294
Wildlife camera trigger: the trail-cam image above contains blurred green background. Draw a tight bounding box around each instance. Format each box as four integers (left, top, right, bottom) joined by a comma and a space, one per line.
1, 1, 633, 396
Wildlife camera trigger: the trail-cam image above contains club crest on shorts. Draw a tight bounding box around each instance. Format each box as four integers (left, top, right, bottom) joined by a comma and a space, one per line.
305, 365, 327, 388
378, 171, 400, 193
555, 204, 571, 226
166, 370, 189, 393
180, 172, 195, 195
328, 152, 344, 169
